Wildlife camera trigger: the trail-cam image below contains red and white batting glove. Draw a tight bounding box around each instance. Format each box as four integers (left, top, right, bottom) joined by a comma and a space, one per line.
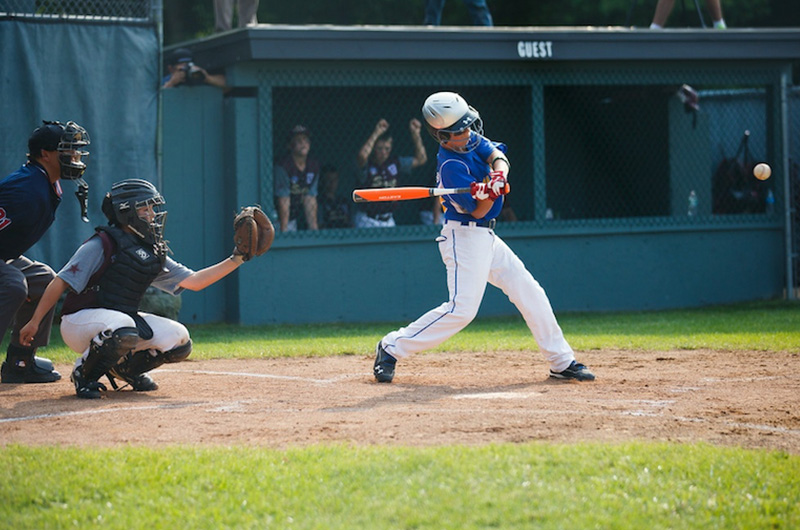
471, 172, 508, 201
470, 181, 491, 201
486, 171, 508, 200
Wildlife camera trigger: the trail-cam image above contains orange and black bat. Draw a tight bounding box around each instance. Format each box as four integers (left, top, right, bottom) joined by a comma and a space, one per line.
352, 186, 471, 203
352, 183, 510, 203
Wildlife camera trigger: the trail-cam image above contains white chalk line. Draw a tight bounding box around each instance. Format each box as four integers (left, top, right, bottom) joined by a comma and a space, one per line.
0, 402, 200, 424
153, 368, 361, 384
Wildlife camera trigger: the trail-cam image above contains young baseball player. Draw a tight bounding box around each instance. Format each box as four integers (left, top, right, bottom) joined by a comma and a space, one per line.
374, 92, 595, 383
19, 179, 268, 399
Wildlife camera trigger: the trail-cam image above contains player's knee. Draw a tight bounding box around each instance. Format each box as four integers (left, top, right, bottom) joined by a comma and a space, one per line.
449, 305, 479, 327
162, 339, 192, 363
95, 326, 139, 356
166, 322, 190, 346
1, 270, 28, 306
30, 267, 56, 297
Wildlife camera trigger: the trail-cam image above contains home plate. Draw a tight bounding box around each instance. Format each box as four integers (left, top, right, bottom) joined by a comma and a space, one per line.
452, 391, 543, 400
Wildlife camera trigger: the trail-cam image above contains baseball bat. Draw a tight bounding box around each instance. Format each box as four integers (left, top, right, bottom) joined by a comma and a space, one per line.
352, 186, 471, 203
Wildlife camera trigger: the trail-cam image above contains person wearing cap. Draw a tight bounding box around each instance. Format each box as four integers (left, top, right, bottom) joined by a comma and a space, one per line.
0, 120, 90, 384
162, 48, 227, 90
273, 125, 320, 232
354, 118, 428, 228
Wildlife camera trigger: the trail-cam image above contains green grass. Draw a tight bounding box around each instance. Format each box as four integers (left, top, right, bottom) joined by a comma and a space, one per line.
2, 443, 798, 530
13, 299, 799, 363
4, 300, 800, 529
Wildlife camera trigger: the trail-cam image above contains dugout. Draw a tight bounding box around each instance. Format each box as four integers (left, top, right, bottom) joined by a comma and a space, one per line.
2, 7, 797, 326
160, 26, 800, 324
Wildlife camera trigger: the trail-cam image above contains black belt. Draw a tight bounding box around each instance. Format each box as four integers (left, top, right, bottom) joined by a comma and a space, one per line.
458, 219, 496, 229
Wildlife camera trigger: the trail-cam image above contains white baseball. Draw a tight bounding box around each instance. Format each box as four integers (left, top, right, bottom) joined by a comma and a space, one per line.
753, 163, 772, 181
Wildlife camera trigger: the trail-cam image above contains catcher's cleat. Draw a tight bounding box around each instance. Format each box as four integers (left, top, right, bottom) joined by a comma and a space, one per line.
373, 341, 396, 383
107, 367, 158, 391
71, 366, 107, 399
1, 357, 61, 384
550, 361, 596, 382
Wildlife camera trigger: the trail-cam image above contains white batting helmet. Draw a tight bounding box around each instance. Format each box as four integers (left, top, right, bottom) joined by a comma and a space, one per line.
421, 92, 483, 152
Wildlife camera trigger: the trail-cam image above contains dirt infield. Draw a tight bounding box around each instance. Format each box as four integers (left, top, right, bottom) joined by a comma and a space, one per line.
1, 349, 798, 453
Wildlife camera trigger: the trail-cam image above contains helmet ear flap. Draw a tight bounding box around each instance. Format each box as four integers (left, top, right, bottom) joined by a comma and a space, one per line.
101, 193, 117, 225
424, 121, 450, 146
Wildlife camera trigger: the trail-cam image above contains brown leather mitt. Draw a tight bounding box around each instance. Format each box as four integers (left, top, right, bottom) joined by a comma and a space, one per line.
233, 206, 274, 261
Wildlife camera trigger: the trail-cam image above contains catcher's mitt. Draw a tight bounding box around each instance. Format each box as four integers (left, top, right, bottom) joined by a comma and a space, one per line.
233, 206, 274, 261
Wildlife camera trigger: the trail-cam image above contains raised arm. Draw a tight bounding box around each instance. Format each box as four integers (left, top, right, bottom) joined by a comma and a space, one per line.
409, 118, 428, 168
357, 119, 390, 168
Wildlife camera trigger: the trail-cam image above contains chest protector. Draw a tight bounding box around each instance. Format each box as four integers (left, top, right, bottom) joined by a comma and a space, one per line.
62, 226, 163, 316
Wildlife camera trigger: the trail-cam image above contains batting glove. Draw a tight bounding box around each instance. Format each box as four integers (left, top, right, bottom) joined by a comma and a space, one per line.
487, 172, 508, 200
470, 181, 491, 201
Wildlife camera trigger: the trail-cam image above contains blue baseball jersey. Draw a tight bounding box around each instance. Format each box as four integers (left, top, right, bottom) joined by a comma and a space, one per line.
437, 134, 506, 223
0, 162, 62, 261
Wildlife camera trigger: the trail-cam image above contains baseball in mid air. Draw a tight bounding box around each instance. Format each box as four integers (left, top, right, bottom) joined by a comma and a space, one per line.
753, 163, 772, 181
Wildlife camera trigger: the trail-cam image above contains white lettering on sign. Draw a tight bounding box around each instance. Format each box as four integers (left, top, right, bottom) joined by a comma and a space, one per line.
517, 41, 553, 59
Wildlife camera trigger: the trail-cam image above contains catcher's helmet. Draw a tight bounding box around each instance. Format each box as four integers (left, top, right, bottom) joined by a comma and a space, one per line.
422, 92, 483, 153
27, 120, 90, 180
102, 179, 168, 253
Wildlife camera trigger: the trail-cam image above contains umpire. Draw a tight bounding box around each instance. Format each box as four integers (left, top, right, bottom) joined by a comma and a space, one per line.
0, 120, 90, 383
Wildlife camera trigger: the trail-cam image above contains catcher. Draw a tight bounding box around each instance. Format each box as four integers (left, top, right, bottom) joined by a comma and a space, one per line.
19, 179, 273, 398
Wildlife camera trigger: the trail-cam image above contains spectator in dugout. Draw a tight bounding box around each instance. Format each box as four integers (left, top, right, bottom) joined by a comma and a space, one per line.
273, 125, 320, 232
354, 118, 428, 228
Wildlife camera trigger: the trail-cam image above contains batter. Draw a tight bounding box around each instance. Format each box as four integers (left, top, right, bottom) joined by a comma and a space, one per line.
374, 92, 595, 383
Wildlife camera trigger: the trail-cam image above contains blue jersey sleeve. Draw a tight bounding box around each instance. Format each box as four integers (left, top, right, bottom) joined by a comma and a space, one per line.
437, 136, 506, 222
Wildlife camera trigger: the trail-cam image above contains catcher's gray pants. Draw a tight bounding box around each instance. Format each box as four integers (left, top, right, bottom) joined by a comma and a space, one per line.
0, 257, 56, 349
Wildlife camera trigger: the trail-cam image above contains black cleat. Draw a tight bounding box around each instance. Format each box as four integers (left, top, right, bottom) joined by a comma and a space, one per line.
71, 366, 107, 399
107, 368, 158, 391
1, 357, 61, 384
373, 341, 396, 383
550, 361, 596, 382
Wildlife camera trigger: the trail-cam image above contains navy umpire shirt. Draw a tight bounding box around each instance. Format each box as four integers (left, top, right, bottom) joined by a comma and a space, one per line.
0, 162, 62, 261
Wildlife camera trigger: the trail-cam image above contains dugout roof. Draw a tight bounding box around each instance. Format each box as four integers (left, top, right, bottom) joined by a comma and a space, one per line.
175, 25, 800, 70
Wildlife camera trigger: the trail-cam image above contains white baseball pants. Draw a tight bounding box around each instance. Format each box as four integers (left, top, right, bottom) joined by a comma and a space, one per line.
60, 308, 190, 368
381, 221, 576, 373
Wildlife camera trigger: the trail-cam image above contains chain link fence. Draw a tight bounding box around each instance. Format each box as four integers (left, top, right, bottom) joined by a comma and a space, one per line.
0, 0, 152, 21
257, 64, 789, 237
790, 87, 800, 293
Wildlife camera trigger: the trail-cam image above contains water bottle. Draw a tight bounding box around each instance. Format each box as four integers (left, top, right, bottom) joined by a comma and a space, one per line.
765, 189, 775, 215
687, 190, 698, 217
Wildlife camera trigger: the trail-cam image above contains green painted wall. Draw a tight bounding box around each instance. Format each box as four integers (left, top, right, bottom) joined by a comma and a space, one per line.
229, 225, 784, 325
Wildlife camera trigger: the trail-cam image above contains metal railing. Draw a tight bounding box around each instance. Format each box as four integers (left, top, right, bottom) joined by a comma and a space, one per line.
0, 0, 153, 22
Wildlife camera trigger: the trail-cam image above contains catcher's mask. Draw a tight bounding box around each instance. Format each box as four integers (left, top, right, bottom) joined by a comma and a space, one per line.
28, 120, 90, 180
422, 92, 483, 153
102, 179, 169, 254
